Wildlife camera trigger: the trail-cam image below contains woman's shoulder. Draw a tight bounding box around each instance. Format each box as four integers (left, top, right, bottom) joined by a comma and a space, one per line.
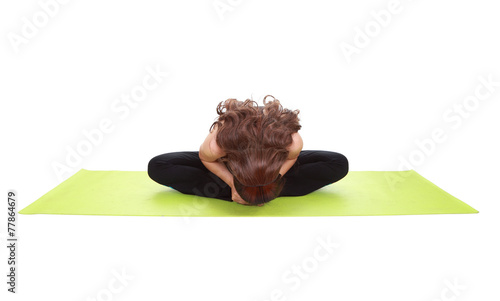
209, 122, 227, 157
286, 132, 303, 159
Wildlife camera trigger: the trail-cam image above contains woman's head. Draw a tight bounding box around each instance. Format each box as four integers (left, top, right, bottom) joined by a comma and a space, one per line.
209, 95, 301, 205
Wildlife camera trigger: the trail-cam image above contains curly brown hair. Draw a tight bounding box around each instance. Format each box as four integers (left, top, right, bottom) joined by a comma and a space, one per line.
208, 95, 301, 205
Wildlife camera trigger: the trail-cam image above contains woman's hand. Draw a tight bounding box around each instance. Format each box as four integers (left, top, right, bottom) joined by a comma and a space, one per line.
231, 185, 250, 205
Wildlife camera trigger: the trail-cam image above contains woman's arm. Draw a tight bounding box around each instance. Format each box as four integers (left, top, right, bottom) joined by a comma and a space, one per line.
279, 132, 303, 176
199, 124, 233, 187
200, 159, 234, 188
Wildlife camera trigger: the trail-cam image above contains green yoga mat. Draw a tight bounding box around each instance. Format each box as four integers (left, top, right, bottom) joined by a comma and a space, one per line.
19, 169, 478, 216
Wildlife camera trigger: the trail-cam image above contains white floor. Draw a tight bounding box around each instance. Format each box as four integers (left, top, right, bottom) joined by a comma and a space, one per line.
1, 0, 499, 300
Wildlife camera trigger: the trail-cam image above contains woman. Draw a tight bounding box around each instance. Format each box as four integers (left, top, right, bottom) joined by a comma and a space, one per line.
147, 95, 349, 206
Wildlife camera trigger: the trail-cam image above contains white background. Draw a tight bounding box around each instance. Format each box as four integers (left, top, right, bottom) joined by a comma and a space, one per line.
1, 0, 499, 300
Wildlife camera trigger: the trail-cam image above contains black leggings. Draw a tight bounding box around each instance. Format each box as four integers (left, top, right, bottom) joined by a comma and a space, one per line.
147, 150, 349, 202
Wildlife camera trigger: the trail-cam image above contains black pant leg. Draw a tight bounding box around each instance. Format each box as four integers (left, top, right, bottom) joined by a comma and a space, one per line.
279, 150, 349, 197
147, 151, 232, 201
